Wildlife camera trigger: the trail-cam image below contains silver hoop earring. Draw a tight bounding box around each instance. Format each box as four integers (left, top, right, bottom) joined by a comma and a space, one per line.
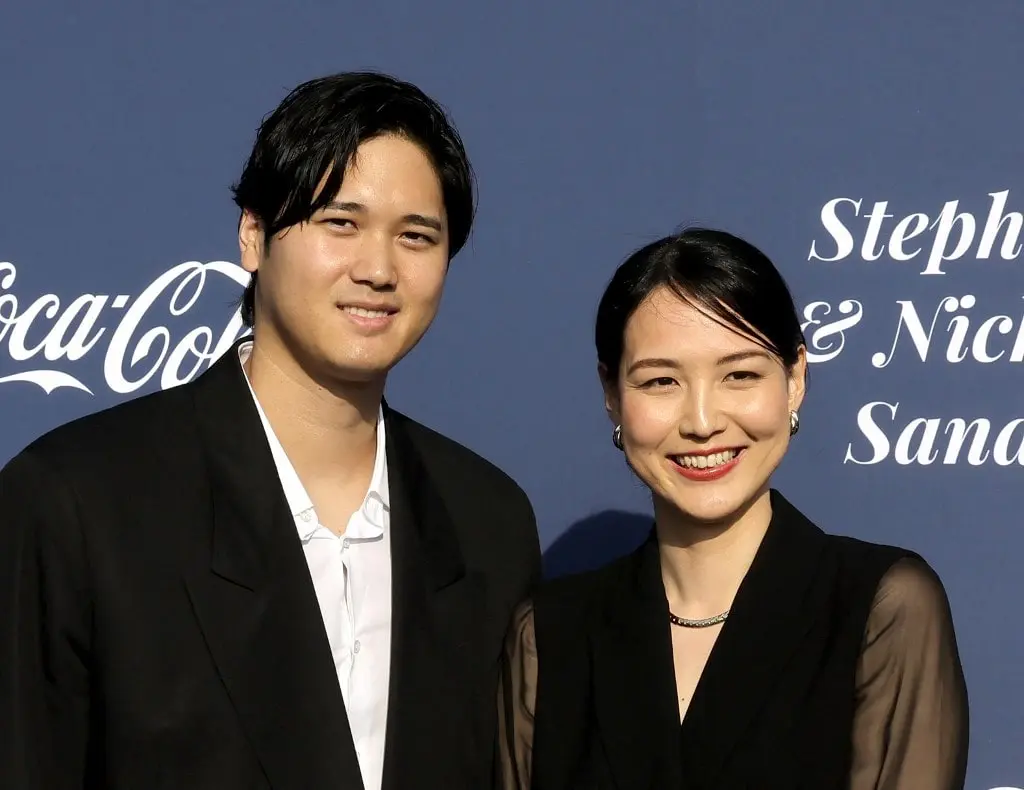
789, 410, 800, 436
612, 424, 624, 450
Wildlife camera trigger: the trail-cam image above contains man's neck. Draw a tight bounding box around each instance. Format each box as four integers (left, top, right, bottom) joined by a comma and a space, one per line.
654, 488, 773, 619
244, 336, 384, 480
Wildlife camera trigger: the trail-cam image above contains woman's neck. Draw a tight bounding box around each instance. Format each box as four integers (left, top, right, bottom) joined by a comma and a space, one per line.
655, 488, 773, 619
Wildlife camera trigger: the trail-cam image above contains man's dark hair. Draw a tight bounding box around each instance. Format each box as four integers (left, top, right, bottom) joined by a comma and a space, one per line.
231, 71, 477, 327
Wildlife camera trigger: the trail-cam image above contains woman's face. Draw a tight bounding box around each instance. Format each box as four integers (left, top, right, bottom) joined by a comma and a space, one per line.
603, 286, 806, 526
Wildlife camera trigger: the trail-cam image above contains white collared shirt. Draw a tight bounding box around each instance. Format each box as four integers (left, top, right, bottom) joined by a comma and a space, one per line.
238, 341, 392, 790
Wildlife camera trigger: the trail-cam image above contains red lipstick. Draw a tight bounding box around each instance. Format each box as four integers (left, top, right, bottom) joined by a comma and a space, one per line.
670, 448, 744, 482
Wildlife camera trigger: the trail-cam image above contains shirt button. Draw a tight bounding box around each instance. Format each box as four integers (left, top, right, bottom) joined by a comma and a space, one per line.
342, 538, 350, 549
353, 640, 361, 654
300, 511, 312, 523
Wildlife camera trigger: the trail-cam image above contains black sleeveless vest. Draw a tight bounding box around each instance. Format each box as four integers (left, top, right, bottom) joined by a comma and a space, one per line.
529, 491, 913, 789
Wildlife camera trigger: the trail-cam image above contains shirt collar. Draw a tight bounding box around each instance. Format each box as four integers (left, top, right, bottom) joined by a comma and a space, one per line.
237, 340, 389, 541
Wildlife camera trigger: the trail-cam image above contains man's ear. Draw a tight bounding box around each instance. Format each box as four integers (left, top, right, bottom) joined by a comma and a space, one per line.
239, 210, 265, 275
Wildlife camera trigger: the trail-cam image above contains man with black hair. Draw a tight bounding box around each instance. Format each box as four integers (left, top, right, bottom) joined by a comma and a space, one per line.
0, 71, 541, 790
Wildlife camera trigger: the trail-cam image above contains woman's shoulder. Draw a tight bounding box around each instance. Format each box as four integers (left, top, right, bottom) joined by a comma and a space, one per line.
824, 530, 919, 564
772, 492, 950, 617
821, 532, 951, 622
517, 540, 653, 637
863, 553, 953, 628
533, 548, 640, 609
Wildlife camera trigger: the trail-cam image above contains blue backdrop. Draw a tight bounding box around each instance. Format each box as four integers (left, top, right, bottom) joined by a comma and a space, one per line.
1, 2, 1021, 786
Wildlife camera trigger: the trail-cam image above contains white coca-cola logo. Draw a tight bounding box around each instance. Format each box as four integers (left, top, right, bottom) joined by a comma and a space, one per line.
0, 261, 248, 395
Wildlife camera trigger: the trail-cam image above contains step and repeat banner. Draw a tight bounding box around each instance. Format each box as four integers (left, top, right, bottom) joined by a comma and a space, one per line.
1, 1, 1021, 786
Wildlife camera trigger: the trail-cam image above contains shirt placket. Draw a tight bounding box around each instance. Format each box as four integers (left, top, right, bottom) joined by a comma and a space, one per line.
339, 536, 358, 727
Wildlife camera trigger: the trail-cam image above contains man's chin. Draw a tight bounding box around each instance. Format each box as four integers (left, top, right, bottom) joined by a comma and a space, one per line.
327, 362, 392, 385
305, 354, 396, 390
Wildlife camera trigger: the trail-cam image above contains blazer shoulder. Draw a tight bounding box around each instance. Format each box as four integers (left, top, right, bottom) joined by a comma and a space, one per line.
390, 408, 530, 502
9, 383, 194, 475
532, 545, 642, 621
817, 532, 927, 610
769, 491, 921, 587
825, 532, 922, 571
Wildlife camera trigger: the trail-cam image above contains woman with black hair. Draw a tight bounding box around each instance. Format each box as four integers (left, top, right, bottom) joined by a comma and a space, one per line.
497, 228, 968, 789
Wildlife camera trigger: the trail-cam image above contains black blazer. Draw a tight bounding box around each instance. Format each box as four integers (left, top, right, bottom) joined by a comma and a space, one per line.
501, 491, 968, 789
0, 340, 542, 790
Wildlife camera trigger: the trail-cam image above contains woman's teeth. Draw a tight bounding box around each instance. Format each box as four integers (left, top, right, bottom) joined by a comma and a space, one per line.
675, 449, 738, 469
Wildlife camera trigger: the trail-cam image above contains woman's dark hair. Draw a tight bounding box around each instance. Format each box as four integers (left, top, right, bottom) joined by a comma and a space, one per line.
595, 228, 805, 381
231, 71, 476, 327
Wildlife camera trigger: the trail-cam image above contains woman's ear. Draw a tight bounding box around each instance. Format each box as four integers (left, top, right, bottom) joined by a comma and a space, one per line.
598, 363, 621, 426
787, 345, 808, 414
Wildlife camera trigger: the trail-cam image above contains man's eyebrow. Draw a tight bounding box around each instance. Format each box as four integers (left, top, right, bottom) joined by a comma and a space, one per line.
402, 213, 444, 232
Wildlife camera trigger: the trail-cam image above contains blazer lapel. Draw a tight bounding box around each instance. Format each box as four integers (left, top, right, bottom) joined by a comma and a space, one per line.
679, 490, 829, 787
591, 533, 683, 789
379, 406, 487, 790
183, 341, 364, 789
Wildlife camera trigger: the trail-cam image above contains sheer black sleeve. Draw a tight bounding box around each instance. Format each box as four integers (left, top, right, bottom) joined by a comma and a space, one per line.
849, 557, 969, 790
497, 600, 538, 790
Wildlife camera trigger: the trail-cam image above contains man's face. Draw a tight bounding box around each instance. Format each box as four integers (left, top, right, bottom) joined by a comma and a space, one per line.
239, 133, 450, 384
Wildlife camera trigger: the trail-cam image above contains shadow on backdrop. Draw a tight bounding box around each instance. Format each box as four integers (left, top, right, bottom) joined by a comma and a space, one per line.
543, 509, 653, 579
